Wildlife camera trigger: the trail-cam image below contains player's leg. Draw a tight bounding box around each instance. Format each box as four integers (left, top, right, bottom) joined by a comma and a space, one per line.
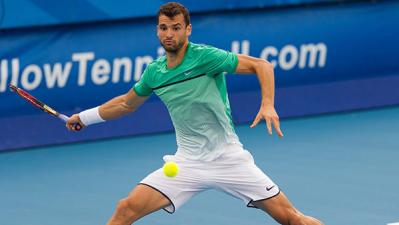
252, 191, 323, 225
211, 148, 323, 225
106, 184, 171, 225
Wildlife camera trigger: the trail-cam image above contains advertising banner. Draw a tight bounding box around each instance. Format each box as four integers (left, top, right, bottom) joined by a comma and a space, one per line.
1, 1, 398, 151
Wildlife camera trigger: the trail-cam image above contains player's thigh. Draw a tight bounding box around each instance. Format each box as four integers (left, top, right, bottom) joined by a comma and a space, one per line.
252, 191, 300, 224
125, 184, 171, 217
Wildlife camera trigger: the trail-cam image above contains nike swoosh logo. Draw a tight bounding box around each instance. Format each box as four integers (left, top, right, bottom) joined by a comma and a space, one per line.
184, 70, 193, 76
266, 185, 275, 191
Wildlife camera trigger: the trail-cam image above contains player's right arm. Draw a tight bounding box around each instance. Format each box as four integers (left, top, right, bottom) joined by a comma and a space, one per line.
66, 88, 149, 131
98, 88, 148, 120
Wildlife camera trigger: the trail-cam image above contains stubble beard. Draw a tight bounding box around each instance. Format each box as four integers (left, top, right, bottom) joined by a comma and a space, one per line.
161, 39, 185, 54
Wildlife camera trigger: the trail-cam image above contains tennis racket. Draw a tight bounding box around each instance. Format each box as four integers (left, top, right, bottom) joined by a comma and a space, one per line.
9, 83, 82, 131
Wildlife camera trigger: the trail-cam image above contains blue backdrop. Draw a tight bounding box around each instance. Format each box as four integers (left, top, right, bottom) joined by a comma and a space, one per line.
0, 0, 339, 29
1, 0, 398, 151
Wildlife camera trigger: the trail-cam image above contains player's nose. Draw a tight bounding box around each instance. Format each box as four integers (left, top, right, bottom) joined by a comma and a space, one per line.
166, 29, 174, 37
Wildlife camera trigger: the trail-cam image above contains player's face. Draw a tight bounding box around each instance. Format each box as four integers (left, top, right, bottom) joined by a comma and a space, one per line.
157, 14, 191, 53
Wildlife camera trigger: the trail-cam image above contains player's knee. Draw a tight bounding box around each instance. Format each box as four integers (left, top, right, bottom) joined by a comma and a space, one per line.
286, 211, 306, 225
115, 198, 139, 220
116, 199, 130, 212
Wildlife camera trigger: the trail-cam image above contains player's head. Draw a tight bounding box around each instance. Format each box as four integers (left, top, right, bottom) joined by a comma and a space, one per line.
157, 2, 192, 53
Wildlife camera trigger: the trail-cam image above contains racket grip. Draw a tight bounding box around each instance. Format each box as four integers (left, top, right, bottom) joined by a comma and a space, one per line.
73, 123, 82, 131
59, 114, 82, 131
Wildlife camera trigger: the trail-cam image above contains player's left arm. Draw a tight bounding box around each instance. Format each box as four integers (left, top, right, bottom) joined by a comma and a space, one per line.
235, 54, 283, 137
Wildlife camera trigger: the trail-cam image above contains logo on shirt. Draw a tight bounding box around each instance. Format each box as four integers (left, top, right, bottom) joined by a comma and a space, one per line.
184, 70, 193, 76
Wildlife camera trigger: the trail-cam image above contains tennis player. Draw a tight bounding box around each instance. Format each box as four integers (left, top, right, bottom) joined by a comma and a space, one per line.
67, 2, 323, 225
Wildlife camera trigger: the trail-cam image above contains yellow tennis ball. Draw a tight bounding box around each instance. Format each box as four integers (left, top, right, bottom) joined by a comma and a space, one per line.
163, 161, 179, 177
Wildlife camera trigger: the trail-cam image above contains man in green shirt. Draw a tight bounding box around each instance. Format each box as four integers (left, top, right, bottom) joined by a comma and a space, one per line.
67, 2, 323, 225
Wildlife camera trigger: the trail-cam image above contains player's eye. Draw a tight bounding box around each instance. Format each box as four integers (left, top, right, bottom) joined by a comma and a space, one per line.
173, 26, 181, 31
159, 25, 167, 31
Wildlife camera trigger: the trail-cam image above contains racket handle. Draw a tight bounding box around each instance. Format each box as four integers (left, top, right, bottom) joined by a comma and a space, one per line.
58, 114, 82, 131
73, 123, 82, 131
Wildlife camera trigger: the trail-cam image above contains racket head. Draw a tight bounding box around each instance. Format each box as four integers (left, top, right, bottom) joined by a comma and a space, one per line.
9, 83, 59, 117
9, 83, 82, 131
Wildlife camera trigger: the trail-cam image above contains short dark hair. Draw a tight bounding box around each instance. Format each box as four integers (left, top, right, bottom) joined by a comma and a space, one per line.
157, 2, 190, 26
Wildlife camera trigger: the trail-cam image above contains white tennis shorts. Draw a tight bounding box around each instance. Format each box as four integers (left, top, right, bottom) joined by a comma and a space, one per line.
140, 145, 280, 213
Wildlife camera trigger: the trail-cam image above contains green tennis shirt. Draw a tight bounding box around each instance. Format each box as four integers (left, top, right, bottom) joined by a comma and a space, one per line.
134, 42, 242, 161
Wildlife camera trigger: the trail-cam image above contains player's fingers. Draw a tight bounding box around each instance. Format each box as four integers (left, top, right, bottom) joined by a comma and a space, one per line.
250, 114, 262, 128
66, 115, 80, 131
71, 123, 78, 131
72, 122, 84, 131
266, 118, 272, 135
66, 122, 72, 131
272, 117, 284, 138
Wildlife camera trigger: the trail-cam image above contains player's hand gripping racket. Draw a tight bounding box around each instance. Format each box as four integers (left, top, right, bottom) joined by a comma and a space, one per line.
9, 83, 82, 131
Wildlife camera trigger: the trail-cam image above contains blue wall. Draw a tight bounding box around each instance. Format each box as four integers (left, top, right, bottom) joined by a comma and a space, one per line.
0, 0, 338, 29
1, 1, 398, 151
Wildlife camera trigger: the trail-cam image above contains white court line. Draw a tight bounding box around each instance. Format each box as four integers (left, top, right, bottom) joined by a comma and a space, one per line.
387, 222, 399, 225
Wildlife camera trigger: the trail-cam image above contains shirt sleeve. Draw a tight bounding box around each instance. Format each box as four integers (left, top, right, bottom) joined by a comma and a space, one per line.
201, 46, 238, 75
133, 67, 153, 96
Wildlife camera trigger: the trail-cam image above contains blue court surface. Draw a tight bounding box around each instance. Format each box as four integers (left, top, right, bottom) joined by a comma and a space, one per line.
1, 106, 398, 225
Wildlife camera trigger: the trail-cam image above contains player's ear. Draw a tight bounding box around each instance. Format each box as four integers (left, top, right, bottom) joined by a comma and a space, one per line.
186, 24, 192, 36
